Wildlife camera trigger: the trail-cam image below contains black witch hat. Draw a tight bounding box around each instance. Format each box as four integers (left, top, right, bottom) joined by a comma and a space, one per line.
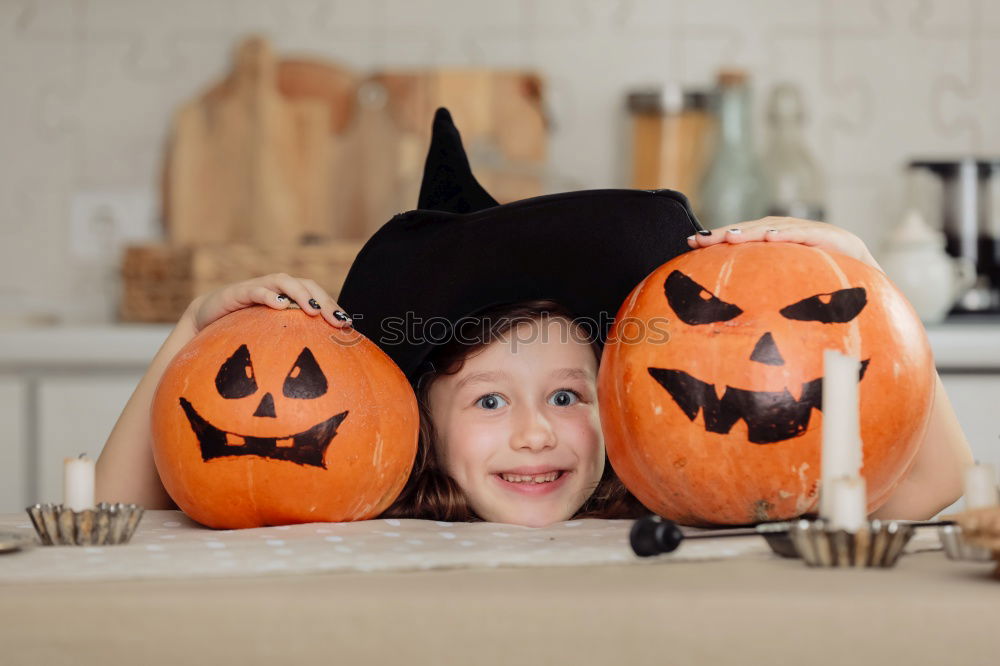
337, 108, 703, 383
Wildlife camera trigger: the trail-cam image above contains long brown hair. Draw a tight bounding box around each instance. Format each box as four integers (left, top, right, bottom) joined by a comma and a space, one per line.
379, 299, 647, 522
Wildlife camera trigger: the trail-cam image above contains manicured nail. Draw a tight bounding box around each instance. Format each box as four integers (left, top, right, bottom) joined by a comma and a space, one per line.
697, 229, 712, 236
276, 294, 288, 302
309, 299, 321, 310
686, 235, 695, 242
333, 310, 351, 322
728, 228, 742, 234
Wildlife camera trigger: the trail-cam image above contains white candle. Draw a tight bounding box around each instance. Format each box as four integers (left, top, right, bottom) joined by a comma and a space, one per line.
820, 349, 863, 518
63, 454, 96, 511
827, 475, 868, 532
964, 463, 999, 509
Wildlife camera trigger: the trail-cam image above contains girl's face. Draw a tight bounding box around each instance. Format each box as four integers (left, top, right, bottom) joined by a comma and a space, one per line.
427, 316, 605, 527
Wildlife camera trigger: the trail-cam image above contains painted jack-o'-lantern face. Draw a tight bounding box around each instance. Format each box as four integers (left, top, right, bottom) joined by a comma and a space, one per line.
179, 344, 349, 468
152, 306, 419, 529
597, 243, 934, 526
648, 270, 870, 445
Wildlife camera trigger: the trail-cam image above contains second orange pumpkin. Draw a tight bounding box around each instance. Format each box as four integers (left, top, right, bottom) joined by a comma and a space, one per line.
597, 243, 934, 526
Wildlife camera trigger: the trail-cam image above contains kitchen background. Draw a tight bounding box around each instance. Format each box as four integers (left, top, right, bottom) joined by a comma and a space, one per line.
1, 0, 998, 511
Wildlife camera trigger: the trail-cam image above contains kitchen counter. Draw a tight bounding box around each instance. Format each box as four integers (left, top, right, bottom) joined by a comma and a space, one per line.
924, 317, 1000, 371
0, 318, 997, 370
0, 324, 173, 370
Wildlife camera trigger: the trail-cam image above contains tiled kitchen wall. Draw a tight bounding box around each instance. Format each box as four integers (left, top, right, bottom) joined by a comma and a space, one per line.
3, 0, 1000, 323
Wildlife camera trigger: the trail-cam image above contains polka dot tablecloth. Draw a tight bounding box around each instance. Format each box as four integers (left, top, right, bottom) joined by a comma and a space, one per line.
0, 511, 941, 584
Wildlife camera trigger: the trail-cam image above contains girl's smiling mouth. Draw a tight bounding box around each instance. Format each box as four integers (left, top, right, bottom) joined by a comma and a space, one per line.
491, 468, 573, 495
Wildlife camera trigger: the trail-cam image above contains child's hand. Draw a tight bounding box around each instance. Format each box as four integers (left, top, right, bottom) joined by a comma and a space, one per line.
187, 273, 353, 333
686, 217, 881, 269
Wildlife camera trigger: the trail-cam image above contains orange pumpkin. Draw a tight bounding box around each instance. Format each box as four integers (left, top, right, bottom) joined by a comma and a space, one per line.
151, 306, 419, 528
597, 243, 934, 526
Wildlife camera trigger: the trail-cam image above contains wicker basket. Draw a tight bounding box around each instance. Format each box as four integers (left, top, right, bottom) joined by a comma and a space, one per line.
120, 241, 364, 323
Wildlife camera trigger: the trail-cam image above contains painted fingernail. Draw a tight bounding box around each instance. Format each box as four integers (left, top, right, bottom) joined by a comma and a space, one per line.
728, 228, 742, 234
697, 230, 712, 236
333, 310, 350, 322
309, 299, 321, 310
686, 235, 695, 242
276, 294, 288, 302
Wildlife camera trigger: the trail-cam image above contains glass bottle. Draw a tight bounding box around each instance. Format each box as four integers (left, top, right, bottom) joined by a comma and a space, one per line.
697, 70, 769, 229
762, 83, 826, 220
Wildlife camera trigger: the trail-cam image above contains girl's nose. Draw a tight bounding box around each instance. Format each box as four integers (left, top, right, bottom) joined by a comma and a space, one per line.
511, 407, 556, 452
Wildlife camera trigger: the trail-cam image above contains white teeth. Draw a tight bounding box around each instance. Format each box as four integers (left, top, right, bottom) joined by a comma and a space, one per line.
499, 472, 561, 484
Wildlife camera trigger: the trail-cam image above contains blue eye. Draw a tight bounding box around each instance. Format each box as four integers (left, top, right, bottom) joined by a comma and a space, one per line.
475, 393, 509, 410
549, 389, 580, 407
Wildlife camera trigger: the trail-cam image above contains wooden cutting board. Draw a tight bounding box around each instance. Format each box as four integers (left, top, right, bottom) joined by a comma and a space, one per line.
162, 37, 348, 247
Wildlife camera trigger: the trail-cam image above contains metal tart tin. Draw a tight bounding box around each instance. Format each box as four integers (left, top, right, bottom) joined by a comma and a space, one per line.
938, 524, 995, 562
786, 518, 914, 567
25, 502, 144, 546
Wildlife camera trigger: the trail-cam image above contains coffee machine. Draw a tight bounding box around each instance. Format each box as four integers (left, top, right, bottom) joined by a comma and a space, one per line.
907, 158, 1000, 313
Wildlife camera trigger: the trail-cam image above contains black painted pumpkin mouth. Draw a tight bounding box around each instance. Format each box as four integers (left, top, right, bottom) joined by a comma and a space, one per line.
179, 398, 349, 468
647, 360, 870, 444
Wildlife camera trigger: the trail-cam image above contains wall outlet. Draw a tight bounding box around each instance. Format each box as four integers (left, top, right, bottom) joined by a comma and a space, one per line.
69, 189, 161, 260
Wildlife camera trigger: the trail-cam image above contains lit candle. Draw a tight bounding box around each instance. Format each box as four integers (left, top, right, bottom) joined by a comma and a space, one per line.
828, 475, 867, 532
63, 454, 96, 511
820, 349, 863, 518
964, 463, 999, 509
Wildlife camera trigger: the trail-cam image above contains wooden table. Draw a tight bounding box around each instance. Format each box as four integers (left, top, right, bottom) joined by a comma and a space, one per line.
1, 514, 996, 666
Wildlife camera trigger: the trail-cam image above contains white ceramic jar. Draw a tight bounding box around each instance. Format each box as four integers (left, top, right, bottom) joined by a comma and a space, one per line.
880, 209, 976, 324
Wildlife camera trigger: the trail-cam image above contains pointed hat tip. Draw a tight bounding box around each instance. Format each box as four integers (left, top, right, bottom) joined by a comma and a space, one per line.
417, 107, 498, 213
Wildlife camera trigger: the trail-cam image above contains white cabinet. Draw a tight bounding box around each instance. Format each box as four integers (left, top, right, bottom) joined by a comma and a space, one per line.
0, 324, 170, 512
36, 375, 144, 505
0, 373, 146, 513
939, 374, 1000, 466
0, 379, 26, 511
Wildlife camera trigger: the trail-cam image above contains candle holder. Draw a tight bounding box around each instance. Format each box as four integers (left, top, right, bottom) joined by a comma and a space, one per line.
25, 502, 144, 546
938, 524, 995, 562
786, 518, 914, 568
943, 506, 1000, 579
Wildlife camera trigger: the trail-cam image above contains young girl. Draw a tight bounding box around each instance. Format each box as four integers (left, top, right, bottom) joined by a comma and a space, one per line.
96, 111, 973, 526
380, 298, 645, 526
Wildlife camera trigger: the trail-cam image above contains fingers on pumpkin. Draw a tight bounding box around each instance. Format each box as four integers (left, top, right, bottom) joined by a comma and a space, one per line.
258, 288, 290, 309
268, 274, 318, 314
297, 280, 352, 328
300, 279, 334, 314
766, 226, 814, 247
724, 227, 751, 243
688, 231, 717, 249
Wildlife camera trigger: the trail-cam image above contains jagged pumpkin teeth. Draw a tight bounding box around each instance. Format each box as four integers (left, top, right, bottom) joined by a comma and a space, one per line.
275, 437, 295, 448
225, 433, 246, 446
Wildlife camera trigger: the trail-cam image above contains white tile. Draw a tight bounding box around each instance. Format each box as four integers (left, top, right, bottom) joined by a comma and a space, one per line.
3, 0, 1000, 323
380, 0, 522, 33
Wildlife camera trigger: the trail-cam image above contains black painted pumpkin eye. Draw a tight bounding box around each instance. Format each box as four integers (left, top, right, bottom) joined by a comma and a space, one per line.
283, 347, 328, 399
664, 270, 743, 325
216, 344, 258, 399
779, 287, 867, 323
